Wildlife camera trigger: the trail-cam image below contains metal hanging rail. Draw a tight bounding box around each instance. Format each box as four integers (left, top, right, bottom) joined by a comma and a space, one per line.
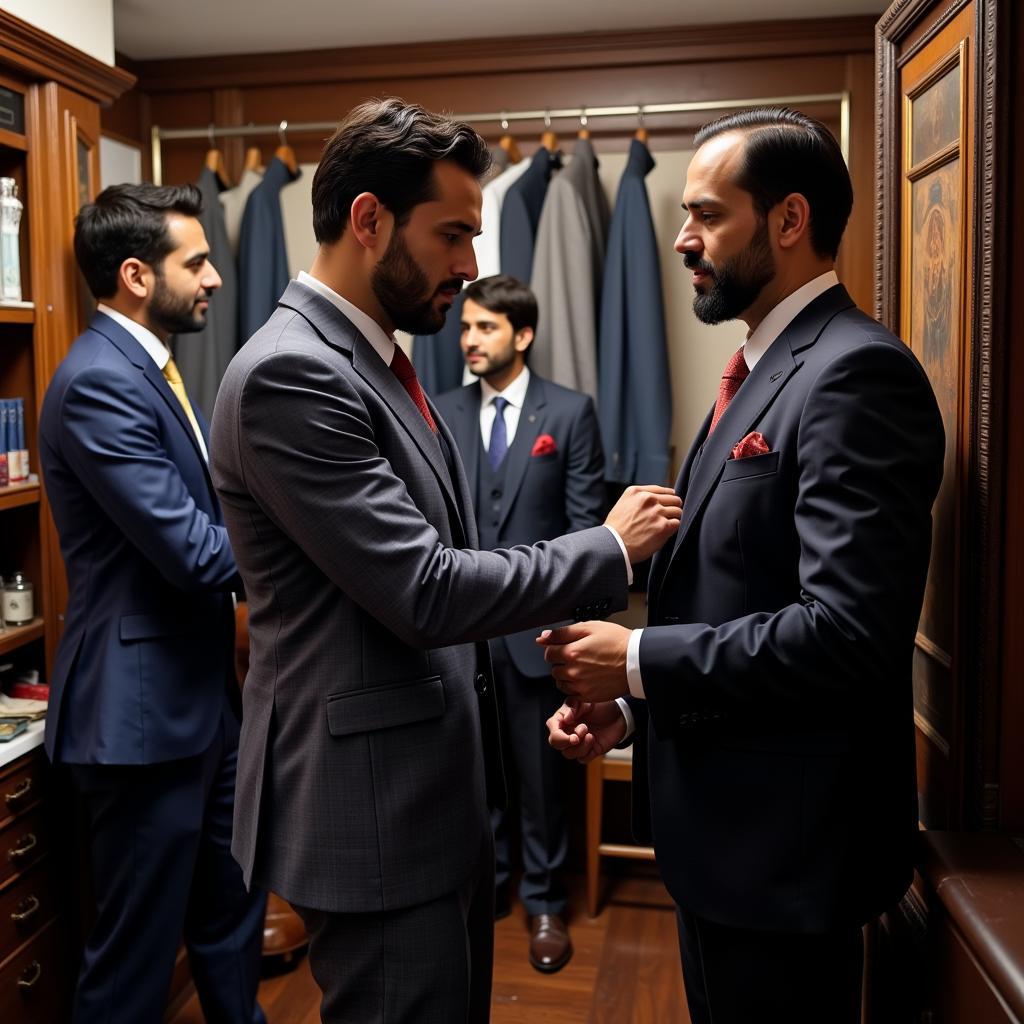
151, 92, 849, 185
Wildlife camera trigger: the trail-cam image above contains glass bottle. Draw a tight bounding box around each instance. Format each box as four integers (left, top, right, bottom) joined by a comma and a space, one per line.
0, 178, 24, 303
3, 571, 33, 625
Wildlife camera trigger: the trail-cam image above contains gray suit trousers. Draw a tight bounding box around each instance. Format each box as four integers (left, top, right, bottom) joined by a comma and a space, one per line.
292, 828, 495, 1024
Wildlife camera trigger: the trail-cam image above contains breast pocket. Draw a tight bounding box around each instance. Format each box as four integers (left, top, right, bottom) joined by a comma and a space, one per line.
719, 450, 780, 483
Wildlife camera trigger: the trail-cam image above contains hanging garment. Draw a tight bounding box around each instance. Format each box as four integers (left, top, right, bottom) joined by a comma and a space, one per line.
530, 137, 610, 401
411, 152, 532, 397
238, 155, 300, 345
172, 165, 238, 422
482, 144, 510, 185
499, 146, 557, 283
220, 167, 262, 256
598, 138, 672, 485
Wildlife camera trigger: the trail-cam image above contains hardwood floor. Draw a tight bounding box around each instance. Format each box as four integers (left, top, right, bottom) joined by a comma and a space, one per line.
168, 873, 690, 1024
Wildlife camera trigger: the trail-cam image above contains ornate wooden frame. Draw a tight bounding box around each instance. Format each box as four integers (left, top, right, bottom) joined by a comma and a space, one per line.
875, 0, 1008, 830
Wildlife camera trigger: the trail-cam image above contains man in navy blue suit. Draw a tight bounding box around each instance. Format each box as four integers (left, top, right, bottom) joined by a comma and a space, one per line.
39, 184, 266, 1023
435, 275, 606, 974
543, 108, 944, 1022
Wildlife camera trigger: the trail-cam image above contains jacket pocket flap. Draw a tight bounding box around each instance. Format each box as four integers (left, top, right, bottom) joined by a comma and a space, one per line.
326, 675, 446, 736
120, 613, 195, 641
720, 449, 780, 482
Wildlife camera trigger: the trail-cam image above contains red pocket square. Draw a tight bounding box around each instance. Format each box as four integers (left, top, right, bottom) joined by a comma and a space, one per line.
731, 431, 770, 460
531, 434, 557, 457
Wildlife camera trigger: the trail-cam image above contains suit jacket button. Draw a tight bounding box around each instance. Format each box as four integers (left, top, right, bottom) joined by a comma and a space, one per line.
491, 488, 502, 499
474, 673, 489, 696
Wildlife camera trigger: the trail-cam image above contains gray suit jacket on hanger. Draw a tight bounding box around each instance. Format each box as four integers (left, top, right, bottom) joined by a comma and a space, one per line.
173, 166, 238, 421
210, 280, 627, 914
530, 137, 610, 401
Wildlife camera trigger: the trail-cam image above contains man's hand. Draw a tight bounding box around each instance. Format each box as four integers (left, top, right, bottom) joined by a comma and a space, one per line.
605, 485, 682, 563
546, 700, 628, 764
537, 620, 631, 702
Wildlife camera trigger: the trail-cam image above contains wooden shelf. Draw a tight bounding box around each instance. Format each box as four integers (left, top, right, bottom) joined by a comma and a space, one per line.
0, 618, 43, 657
0, 127, 28, 152
0, 482, 38, 511
0, 303, 34, 325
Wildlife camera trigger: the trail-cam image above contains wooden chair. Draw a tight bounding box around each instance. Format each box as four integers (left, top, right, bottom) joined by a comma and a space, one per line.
585, 744, 655, 917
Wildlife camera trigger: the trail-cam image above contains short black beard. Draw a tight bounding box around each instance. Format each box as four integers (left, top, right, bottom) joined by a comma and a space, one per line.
689, 220, 776, 325
150, 271, 208, 336
468, 342, 519, 383
371, 227, 461, 336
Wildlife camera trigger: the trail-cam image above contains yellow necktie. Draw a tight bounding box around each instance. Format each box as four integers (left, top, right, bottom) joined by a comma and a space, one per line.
162, 356, 203, 444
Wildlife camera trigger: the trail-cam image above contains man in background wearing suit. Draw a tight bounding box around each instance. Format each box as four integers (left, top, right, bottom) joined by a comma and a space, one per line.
544, 108, 944, 1023
211, 99, 681, 1024
435, 274, 604, 974
39, 184, 266, 1023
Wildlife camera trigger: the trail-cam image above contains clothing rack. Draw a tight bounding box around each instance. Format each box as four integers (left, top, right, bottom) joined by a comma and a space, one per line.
150, 92, 849, 184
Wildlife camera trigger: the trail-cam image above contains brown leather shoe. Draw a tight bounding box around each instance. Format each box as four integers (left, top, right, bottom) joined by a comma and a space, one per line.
529, 913, 573, 973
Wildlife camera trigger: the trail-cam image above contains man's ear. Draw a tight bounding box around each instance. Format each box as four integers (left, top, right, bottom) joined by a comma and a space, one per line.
776, 192, 811, 251
350, 193, 391, 251
118, 257, 150, 300
514, 326, 534, 354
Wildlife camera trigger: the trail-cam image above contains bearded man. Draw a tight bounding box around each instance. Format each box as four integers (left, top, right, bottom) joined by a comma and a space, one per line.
542, 108, 945, 1024
210, 99, 681, 1024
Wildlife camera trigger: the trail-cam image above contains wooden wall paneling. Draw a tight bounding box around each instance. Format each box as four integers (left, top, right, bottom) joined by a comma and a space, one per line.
997, 0, 1024, 833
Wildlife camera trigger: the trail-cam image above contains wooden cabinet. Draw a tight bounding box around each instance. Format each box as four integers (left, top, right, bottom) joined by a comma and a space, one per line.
0, 747, 69, 1021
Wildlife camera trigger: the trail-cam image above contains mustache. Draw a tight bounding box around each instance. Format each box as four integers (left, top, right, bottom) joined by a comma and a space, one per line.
436, 279, 464, 295
682, 252, 716, 276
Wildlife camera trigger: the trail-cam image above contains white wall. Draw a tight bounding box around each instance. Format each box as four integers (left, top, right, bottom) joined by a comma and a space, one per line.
1, 0, 115, 66
279, 148, 747, 477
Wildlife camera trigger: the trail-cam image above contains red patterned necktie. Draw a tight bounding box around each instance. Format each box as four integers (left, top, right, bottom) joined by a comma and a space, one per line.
389, 345, 437, 433
708, 347, 750, 436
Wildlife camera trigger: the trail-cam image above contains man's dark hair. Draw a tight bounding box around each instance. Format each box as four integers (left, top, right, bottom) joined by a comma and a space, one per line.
73, 183, 203, 299
694, 107, 853, 260
312, 98, 491, 245
465, 274, 538, 334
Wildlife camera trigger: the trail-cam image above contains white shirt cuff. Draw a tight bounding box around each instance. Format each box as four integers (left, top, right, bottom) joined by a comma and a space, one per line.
614, 697, 635, 741
626, 627, 646, 699
604, 525, 633, 586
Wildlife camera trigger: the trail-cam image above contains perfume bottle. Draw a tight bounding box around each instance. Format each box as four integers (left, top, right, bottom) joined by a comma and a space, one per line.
0, 178, 24, 303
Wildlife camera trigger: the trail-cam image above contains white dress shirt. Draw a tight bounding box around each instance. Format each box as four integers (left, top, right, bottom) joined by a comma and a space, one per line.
96, 303, 209, 462
617, 271, 840, 732
479, 366, 530, 450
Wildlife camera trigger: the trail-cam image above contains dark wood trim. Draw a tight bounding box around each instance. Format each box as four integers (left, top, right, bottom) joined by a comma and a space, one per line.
132, 16, 877, 92
0, 9, 135, 106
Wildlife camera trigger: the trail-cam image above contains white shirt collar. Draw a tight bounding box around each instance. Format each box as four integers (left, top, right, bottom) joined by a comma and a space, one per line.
96, 303, 169, 370
743, 270, 839, 370
480, 365, 530, 408
297, 270, 396, 366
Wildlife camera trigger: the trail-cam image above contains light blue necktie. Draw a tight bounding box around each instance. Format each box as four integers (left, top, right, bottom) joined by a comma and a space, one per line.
488, 396, 509, 470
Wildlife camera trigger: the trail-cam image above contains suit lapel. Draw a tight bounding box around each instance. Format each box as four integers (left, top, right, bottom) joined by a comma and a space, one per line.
497, 375, 546, 534
444, 382, 484, 511
91, 313, 216, 495
655, 284, 856, 599
428, 391, 476, 548
278, 283, 463, 520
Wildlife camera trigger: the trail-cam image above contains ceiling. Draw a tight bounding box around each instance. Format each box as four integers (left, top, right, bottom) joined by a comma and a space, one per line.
113, 0, 889, 61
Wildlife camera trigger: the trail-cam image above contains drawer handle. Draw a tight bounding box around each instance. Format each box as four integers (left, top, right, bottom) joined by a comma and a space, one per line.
11, 894, 40, 923
4, 777, 32, 809
7, 832, 38, 864
17, 960, 42, 989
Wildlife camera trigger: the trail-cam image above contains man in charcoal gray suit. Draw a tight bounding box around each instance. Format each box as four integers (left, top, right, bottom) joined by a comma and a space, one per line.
210, 99, 681, 1024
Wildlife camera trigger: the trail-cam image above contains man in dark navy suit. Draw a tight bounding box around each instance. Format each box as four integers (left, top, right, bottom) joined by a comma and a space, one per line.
39, 184, 266, 1023
436, 274, 605, 974
543, 108, 944, 1022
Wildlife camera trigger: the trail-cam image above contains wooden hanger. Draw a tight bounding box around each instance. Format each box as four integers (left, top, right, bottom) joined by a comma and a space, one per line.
275, 120, 297, 175
243, 146, 263, 173
498, 133, 522, 164
635, 107, 649, 144
204, 125, 232, 187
